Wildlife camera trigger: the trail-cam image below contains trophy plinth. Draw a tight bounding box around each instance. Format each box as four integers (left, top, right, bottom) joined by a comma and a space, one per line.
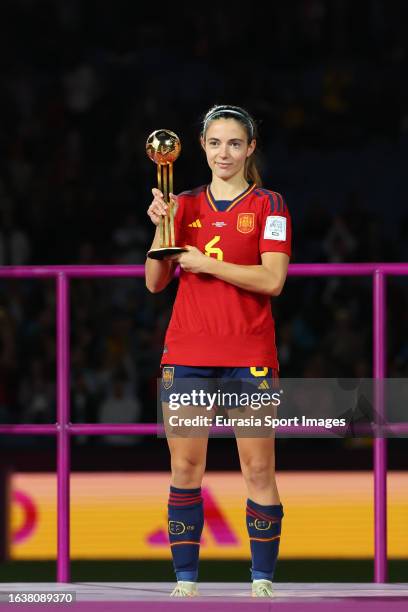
147, 246, 187, 260
146, 129, 184, 260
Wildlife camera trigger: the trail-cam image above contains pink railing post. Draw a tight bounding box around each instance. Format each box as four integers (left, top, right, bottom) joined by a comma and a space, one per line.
373, 269, 387, 582
56, 273, 71, 583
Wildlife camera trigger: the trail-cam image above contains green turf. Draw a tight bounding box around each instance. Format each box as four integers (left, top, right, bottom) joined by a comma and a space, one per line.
0, 560, 406, 582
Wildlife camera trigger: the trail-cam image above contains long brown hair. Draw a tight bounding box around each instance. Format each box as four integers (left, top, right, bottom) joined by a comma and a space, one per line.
201, 105, 262, 187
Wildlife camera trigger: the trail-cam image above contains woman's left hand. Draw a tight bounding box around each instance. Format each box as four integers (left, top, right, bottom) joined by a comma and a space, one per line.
170, 245, 210, 274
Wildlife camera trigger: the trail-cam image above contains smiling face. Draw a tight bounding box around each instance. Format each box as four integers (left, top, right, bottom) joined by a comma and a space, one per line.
201, 118, 256, 182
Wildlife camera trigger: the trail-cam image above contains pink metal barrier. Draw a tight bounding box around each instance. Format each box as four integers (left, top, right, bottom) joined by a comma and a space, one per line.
0, 262, 407, 583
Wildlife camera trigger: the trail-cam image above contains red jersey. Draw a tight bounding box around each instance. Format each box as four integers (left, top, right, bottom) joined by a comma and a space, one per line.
161, 183, 292, 368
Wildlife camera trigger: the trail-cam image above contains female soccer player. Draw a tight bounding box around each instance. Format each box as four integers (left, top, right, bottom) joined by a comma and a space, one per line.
145, 105, 292, 597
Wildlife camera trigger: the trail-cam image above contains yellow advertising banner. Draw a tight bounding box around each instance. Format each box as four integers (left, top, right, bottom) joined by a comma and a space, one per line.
10, 471, 408, 559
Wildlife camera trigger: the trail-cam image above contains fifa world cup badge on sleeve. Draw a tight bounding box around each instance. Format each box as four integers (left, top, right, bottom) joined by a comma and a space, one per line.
264, 215, 287, 240
162, 366, 174, 389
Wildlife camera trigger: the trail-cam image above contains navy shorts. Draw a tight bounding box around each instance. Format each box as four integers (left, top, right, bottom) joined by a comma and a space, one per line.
160, 365, 280, 408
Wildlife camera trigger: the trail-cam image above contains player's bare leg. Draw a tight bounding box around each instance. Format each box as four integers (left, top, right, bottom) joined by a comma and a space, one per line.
167, 434, 209, 488
235, 435, 279, 505
163, 400, 211, 488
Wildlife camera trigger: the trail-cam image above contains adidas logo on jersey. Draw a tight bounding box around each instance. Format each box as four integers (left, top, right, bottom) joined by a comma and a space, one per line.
188, 219, 202, 228
258, 380, 270, 390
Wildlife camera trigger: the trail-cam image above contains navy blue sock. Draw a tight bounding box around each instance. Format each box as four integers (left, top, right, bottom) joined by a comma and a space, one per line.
246, 499, 283, 581
168, 486, 204, 582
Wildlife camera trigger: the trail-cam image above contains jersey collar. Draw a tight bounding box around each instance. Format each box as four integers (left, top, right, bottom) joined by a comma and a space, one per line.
206, 183, 256, 212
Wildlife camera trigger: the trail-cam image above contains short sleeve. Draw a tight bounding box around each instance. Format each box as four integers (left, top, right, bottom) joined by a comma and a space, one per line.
259, 192, 292, 258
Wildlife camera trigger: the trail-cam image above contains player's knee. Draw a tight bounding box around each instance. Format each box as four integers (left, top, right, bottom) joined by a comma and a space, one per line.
171, 456, 205, 483
241, 459, 275, 486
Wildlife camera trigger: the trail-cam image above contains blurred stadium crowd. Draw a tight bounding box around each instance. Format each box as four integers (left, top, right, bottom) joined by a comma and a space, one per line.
0, 0, 407, 443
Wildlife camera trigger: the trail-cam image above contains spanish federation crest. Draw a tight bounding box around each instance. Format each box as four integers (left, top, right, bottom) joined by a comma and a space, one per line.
254, 518, 272, 530
237, 212, 255, 234
162, 366, 175, 389
168, 520, 186, 535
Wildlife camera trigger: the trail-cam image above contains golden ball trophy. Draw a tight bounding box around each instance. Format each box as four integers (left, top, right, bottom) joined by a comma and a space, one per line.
146, 129, 187, 260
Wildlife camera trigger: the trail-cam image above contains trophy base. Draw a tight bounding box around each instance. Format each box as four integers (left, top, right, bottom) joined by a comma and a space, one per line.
147, 246, 188, 260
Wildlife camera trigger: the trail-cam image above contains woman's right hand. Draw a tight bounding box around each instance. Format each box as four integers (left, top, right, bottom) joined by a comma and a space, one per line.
147, 188, 178, 226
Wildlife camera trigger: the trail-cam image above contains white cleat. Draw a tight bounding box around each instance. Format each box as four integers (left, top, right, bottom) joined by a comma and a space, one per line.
252, 578, 274, 597
170, 580, 199, 597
